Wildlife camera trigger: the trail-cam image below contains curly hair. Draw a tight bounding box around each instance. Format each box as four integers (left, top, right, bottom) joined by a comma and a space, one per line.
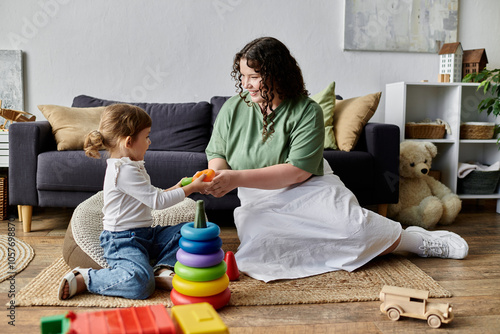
231, 37, 309, 141
84, 104, 152, 159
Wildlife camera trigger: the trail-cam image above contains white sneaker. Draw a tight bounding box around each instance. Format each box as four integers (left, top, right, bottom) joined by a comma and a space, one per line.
406, 226, 469, 259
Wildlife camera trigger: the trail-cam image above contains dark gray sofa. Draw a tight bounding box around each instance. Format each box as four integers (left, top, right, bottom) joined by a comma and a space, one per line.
9, 94, 399, 232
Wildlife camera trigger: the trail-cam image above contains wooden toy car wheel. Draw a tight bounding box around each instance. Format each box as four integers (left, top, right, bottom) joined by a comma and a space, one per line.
387, 308, 400, 321
427, 315, 442, 328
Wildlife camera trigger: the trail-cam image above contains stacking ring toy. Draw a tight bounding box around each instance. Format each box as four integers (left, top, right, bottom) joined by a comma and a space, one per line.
181, 222, 220, 241
172, 274, 229, 297
170, 288, 231, 310
176, 248, 225, 268
174, 261, 227, 282
179, 237, 223, 255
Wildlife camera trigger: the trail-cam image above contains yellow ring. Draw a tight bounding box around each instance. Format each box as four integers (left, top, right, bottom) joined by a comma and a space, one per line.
172, 274, 229, 297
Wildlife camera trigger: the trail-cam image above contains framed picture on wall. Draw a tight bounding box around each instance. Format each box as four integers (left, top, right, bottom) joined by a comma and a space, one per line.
344, 0, 459, 53
0, 50, 25, 126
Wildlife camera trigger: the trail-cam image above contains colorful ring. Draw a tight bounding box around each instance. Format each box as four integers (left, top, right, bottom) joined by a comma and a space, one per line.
170, 288, 231, 310
179, 237, 222, 255
174, 261, 227, 282
181, 222, 220, 241
176, 248, 225, 268
172, 274, 229, 297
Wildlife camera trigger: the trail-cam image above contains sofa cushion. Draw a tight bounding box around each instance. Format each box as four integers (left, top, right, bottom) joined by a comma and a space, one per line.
323, 150, 374, 192
210, 96, 231, 127
38, 105, 106, 151
144, 151, 208, 189
72, 95, 212, 152
37, 151, 106, 192
311, 82, 337, 150
333, 92, 381, 152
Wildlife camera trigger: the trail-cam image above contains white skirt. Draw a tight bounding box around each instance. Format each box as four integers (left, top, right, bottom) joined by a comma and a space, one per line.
234, 160, 402, 282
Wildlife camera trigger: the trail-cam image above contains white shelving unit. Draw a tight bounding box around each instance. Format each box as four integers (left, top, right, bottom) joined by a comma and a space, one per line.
0, 131, 8, 167
385, 82, 500, 212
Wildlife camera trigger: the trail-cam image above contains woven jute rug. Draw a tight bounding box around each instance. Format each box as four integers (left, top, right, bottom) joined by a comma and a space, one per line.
0, 234, 35, 283
14, 254, 450, 308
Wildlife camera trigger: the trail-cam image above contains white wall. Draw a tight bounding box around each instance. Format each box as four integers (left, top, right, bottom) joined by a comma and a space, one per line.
1, 0, 498, 122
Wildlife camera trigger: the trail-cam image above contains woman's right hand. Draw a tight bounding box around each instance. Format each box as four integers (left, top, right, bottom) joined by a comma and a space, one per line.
206, 169, 237, 198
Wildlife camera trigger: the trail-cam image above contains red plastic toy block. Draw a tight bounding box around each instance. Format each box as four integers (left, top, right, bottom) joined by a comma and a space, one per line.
68, 304, 175, 334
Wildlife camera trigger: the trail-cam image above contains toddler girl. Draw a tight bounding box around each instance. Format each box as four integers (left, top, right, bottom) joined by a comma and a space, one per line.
58, 103, 207, 300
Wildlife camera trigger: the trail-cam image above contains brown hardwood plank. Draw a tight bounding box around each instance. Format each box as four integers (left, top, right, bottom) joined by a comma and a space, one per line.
0, 202, 499, 333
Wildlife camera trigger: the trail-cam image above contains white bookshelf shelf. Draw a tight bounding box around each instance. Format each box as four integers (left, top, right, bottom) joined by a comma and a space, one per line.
0, 132, 9, 168
385, 82, 500, 212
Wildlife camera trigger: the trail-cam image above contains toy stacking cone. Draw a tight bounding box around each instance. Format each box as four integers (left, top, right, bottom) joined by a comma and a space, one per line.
224, 251, 239, 281
194, 200, 207, 228
171, 200, 231, 309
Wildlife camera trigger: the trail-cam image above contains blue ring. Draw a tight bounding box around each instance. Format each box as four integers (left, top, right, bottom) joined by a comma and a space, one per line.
179, 237, 223, 255
181, 222, 220, 241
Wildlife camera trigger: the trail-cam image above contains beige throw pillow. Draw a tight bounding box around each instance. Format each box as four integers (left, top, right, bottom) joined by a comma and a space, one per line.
38, 105, 106, 151
333, 92, 381, 152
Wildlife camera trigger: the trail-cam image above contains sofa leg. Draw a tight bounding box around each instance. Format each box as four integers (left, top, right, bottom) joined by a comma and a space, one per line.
377, 203, 388, 217
19, 205, 33, 232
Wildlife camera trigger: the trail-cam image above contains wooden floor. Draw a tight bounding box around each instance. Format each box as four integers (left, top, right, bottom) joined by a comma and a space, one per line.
1, 200, 499, 333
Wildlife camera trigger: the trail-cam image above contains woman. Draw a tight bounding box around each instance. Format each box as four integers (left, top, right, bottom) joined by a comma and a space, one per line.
205, 37, 468, 282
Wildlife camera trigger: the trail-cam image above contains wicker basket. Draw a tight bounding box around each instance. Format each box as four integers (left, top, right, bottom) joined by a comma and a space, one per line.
460, 122, 495, 139
405, 123, 446, 139
0, 177, 7, 220
458, 170, 500, 194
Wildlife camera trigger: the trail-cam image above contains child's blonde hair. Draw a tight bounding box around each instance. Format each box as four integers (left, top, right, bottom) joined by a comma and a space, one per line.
84, 104, 152, 159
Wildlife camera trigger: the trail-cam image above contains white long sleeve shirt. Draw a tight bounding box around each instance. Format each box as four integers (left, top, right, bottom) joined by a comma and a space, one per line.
102, 157, 185, 232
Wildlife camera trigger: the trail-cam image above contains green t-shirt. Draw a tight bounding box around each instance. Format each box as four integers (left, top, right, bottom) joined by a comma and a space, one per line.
206, 92, 324, 176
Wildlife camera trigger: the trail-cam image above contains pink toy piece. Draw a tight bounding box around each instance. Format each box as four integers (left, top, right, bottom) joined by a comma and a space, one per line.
176, 248, 225, 268
170, 288, 231, 310
224, 251, 239, 281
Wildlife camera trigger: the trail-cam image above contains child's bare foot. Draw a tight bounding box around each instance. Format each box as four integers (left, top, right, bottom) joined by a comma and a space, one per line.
58, 270, 88, 300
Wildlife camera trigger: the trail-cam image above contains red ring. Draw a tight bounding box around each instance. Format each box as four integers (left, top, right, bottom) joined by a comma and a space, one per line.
170, 288, 231, 310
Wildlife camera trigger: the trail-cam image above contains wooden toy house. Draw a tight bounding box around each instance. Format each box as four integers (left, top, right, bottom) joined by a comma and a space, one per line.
462, 48, 488, 78
438, 42, 463, 82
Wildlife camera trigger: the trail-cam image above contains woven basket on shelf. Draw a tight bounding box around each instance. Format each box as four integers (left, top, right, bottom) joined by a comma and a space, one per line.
458, 170, 500, 194
405, 123, 446, 139
460, 122, 495, 139
0, 177, 7, 220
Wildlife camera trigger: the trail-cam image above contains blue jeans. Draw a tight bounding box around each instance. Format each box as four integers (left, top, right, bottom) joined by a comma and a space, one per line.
87, 223, 185, 300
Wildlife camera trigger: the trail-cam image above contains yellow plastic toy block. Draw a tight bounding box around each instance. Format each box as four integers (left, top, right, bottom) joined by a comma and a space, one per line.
171, 302, 229, 334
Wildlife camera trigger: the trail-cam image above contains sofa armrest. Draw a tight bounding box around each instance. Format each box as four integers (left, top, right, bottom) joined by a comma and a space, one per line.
355, 122, 400, 204
9, 121, 56, 206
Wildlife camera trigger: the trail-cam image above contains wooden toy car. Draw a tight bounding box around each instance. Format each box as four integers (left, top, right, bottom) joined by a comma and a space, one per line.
379, 285, 454, 328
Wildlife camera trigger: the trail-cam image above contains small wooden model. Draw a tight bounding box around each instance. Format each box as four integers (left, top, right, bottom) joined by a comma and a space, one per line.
438, 42, 463, 82
379, 285, 454, 328
462, 48, 488, 79
0, 99, 36, 130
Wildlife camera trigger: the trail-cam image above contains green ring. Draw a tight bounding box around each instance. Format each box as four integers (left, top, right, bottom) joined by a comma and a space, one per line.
174, 261, 227, 282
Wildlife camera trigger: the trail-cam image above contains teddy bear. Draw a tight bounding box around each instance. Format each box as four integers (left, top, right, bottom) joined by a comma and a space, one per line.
387, 141, 461, 229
